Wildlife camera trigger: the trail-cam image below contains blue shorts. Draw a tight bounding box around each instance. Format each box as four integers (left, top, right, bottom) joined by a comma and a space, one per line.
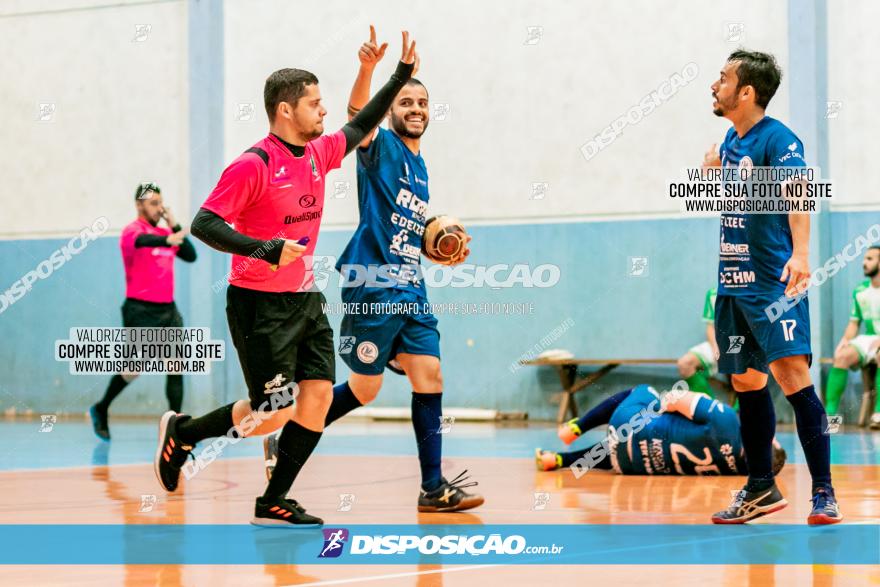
714, 293, 812, 375
609, 385, 660, 429
338, 286, 440, 376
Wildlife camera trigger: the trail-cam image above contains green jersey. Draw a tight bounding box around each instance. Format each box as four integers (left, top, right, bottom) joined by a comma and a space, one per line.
851, 280, 880, 335
702, 288, 717, 324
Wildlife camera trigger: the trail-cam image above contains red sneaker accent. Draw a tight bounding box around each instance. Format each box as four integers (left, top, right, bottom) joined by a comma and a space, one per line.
807, 513, 843, 525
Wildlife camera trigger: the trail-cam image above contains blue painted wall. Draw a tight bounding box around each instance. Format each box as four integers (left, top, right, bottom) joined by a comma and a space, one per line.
1, 212, 875, 421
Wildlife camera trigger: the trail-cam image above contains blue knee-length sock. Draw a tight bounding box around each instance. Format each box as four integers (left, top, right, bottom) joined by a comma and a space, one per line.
411, 392, 443, 491
325, 382, 362, 426
738, 386, 776, 492
559, 443, 613, 469
785, 385, 832, 491
575, 389, 632, 432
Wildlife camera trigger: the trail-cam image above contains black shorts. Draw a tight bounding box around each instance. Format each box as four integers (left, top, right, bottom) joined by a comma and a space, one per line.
226, 285, 335, 410
122, 298, 184, 328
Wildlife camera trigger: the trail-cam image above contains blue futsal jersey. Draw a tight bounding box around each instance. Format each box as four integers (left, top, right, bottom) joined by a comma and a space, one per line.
718, 116, 807, 296
336, 127, 429, 298
610, 386, 747, 476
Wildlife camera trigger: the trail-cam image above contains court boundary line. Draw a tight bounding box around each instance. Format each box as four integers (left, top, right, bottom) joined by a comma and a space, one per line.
288, 564, 504, 586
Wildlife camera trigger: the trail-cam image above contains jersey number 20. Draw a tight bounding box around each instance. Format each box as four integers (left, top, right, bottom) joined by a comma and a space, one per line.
670, 443, 720, 475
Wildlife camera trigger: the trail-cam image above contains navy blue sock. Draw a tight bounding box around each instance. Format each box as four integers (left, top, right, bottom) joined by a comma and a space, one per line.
411, 392, 443, 491
575, 389, 632, 432
325, 382, 362, 426
737, 386, 776, 492
559, 444, 612, 469
785, 385, 832, 490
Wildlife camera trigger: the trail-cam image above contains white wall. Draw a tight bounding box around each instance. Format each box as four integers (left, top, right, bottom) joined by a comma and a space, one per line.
9, 0, 869, 238
223, 0, 789, 226
0, 0, 189, 238
827, 0, 880, 210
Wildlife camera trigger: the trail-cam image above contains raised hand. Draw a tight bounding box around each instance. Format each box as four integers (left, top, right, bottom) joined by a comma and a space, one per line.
358, 25, 388, 70
400, 30, 416, 65
160, 206, 178, 228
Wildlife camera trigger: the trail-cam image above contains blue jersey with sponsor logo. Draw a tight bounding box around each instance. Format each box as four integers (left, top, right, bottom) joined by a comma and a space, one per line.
718, 116, 807, 296
617, 396, 747, 476
336, 127, 429, 298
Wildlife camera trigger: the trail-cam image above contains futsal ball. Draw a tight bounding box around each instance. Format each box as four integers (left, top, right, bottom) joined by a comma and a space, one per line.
422, 215, 467, 263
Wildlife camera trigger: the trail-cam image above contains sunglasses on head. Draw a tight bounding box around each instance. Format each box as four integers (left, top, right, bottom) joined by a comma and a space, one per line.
136, 182, 161, 200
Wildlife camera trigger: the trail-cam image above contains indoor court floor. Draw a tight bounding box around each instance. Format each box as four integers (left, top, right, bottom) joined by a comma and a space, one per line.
1, 419, 878, 586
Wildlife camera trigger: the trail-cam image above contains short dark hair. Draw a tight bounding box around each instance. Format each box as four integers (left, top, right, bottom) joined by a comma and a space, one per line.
135, 182, 160, 200
404, 78, 428, 98
869, 245, 880, 253
727, 49, 782, 110
264, 68, 319, 122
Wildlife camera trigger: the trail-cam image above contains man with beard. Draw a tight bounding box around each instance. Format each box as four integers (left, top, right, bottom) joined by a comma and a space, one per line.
154, 32, 418, 527
264, 26, 482, 513
90, 183, 196, 440
823, 246, 880, 427
704, 50, 840, 524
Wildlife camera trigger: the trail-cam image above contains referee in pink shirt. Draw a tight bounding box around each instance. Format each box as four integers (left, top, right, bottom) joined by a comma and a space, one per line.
89, 183, 197, 440
153, 32, 417, 527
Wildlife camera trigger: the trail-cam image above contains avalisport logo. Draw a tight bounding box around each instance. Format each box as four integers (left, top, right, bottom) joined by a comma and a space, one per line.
284, 210, 322, 224
299, 194, 317, 208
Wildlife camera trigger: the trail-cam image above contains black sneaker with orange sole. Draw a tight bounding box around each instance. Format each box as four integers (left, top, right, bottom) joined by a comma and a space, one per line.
252, 496, 323, 527
154, 411, 193, 492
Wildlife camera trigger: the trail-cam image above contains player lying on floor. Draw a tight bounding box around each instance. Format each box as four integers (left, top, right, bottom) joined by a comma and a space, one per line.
536, 384, 786, 476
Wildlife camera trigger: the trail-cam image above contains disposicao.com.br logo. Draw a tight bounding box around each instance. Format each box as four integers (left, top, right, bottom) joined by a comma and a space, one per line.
318, 528, 349, 558
317, 528, 563, 558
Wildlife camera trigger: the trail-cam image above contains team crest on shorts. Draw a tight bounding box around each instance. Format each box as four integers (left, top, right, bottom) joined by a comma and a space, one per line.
339, 336, 355, 354
356, 341, 379, 364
